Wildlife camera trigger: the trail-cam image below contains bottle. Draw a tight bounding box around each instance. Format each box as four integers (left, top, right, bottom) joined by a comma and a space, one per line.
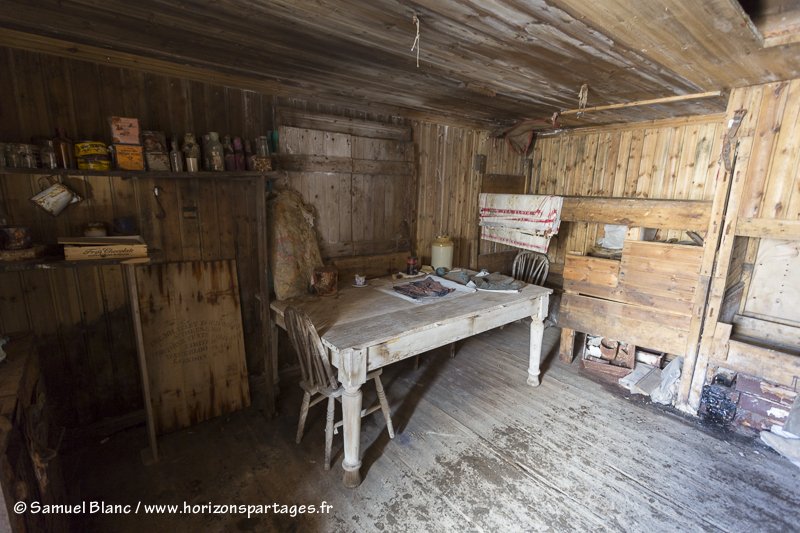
206, 132, 224, 171
39, 140, 58, 169
169, 136, 184, 172
233, 136, 246, 170
244, 139, 254, 170
223, 134, 235, 170
182, 133, 200, 172
202, 133, 211, 170
53, 127, 75, 169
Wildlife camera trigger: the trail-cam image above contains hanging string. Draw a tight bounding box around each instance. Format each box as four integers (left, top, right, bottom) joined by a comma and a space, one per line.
577, 83, 589, 117
411, 14, 421, 68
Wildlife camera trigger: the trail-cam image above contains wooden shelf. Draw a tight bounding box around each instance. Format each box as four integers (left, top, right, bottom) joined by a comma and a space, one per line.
0, 167, 284, 180
0, 252, 164, 273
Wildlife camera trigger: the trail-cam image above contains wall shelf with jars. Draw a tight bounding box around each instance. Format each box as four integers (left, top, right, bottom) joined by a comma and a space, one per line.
0, 166, 283, 180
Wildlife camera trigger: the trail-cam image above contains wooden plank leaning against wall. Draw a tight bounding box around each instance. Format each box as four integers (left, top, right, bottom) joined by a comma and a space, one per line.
683, 79, 800, 412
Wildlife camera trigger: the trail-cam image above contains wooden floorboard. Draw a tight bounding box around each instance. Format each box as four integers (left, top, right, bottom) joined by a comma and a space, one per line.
65, 323, 799, 532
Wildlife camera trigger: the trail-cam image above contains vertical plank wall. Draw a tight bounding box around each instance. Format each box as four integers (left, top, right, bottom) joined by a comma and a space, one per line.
530, 115, 724, 279
684, 79, 800, 409
413, 123, 525, 268
0, 47, 408, 428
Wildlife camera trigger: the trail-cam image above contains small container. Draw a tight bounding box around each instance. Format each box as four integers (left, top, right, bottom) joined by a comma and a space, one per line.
169, 136, 184, 172
53, 128, 75, 169
108, 116, 140, 144
75, 141, 110, 171
406, 256, 419, 275
39, 140, 58, 169
84, 222, 108, 238
182, 133, 200, 173
431, 234, 454, 270
113, 144, 145, 170
223, 135, 235, 170
206, 132, 224, 171
233, 136, 246, 170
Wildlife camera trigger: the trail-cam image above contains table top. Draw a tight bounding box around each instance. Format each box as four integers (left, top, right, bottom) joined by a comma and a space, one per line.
271, 276, 551, 352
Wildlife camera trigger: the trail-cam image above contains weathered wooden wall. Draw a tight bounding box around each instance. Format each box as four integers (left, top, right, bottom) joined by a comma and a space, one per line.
684, 79, 800, 418
0, 47, 406, 428
278, 120, 414, 261
530, 115, 725, 279
413, 124, 525, 269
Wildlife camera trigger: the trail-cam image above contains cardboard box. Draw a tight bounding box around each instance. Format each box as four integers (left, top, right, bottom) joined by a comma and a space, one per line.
113, 144, 145, 170
109, 116, 140, 144
145, 151, 170, 171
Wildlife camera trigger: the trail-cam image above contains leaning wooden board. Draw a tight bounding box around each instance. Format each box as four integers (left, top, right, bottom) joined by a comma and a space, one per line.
135, 260, 250, 434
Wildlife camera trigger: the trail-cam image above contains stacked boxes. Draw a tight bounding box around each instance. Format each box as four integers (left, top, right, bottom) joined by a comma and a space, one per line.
108, 116, 144, 170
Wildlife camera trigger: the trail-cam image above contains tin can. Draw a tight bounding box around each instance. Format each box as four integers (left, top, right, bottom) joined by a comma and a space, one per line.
75, 141, 111, 171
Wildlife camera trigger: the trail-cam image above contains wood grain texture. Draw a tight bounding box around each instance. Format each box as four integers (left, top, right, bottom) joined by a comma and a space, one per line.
135, 260, 250, 434
0, 49, 283, 427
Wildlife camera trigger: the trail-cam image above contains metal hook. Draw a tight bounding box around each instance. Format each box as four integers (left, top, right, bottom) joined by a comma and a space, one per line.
153, 186, 166, 219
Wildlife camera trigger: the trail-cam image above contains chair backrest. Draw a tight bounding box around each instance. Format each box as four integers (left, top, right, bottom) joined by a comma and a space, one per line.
284, 307, 338, 392
512, 251, 550, 286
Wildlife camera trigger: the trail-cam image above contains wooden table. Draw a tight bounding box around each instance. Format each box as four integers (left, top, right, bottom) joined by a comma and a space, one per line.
270, 276, 551, 487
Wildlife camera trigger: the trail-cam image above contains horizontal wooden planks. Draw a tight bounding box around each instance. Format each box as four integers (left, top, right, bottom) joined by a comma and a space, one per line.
560, 293, 691, 355
561, 197, 712, 231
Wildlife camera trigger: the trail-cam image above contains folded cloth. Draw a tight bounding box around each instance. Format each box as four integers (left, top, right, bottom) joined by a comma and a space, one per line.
470, 273, 526, 291
393, 277, 455, 300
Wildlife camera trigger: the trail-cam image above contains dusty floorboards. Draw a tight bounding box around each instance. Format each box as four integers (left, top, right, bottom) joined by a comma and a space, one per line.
65, 323, 799, 532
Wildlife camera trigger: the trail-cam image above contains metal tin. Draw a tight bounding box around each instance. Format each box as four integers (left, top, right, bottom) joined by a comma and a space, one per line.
75, 141, 111, 171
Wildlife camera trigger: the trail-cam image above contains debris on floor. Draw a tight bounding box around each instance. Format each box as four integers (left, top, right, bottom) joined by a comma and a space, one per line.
760, 425, 800, 469
698, 375, 739, 427
650, 357, 683, 405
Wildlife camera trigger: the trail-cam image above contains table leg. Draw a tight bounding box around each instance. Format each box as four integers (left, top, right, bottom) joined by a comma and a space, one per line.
527, 295, 549, 387
341, 384, 363, 488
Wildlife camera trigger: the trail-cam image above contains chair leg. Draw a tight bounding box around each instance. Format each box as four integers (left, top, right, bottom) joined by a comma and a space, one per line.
374, 376, 395, 439
449, 341, 457, 359
296, 391, 311, 444
325, 395, 335, 470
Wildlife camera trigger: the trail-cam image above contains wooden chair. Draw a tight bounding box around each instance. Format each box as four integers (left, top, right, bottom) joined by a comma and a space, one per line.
285, 306, 394, 470
512, 251, 550, 286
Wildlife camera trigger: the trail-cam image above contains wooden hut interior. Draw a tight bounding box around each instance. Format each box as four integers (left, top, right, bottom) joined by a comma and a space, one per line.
0, 1, 798, 530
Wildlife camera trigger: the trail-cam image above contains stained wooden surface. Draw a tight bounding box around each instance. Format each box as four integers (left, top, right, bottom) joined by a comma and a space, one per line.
278, 124, 414, 259
0, 48, 283, 427
136, 260, 250, 435
6, 1, 798, 126
68, 323, 800, 532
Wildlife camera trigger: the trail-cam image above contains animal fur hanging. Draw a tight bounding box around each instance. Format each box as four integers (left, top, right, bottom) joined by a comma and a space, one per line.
577, 83, 589, 117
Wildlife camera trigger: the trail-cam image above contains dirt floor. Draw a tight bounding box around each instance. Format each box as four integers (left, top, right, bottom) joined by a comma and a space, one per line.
63, 323, 800, 532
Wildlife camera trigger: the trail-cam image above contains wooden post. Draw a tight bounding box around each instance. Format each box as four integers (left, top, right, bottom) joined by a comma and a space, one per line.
123, 263, 158, 464
256, 176, 276, 416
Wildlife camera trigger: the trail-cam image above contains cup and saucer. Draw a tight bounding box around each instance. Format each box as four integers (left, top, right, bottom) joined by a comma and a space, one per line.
353, 274, 368, 288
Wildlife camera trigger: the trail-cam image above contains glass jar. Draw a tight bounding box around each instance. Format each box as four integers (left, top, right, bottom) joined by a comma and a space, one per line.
206, 132, 224, 171
182, 133, 200, 172
169, 136, 184, 172
39, 140, 58, 169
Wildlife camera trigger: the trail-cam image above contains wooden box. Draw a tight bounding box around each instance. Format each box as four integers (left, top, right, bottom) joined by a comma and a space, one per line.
108, 116, 140, 144
113, 144, 144, 170
59, 236, 148, 261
